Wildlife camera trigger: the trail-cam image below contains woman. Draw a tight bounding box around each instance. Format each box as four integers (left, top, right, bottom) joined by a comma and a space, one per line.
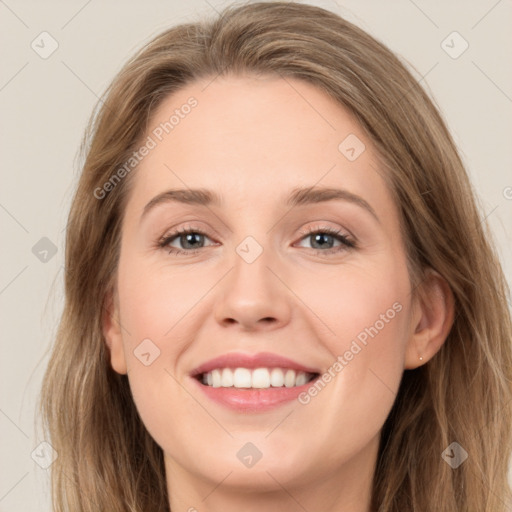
40, 2, 512, 511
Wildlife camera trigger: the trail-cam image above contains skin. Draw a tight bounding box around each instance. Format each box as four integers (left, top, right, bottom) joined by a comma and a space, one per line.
104, 75, 454, 512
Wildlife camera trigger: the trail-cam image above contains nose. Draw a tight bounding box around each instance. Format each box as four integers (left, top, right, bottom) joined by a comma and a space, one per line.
213, 247, 292, 332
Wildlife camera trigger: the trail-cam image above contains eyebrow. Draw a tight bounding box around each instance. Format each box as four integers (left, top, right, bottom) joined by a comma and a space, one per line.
141, 186, 379, 223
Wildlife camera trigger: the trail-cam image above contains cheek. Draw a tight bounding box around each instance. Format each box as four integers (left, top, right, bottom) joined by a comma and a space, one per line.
281, 263, 411, 470
295, 256, 410, 417
115, 263, 196, 448
114, 258, 219, 442
296, 255, 410, 358
116, 259, 210, 355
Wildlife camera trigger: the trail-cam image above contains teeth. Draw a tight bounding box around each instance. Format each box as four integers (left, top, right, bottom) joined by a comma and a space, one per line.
221, 368, 234, 387
284, 369, 295, 388
295, 372, 308, 386
251, 368, 270, 389
201, 367, 313, 389
233, 368, 252, 388
212, 369, 222, 388
270, 368, 284, 387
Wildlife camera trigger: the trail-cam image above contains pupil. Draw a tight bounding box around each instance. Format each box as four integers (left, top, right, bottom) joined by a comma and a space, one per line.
312, 233, 333, 249
183, 233, 203, 249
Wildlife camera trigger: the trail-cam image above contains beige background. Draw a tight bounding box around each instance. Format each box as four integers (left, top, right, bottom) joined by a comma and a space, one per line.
1, 0, 511, 510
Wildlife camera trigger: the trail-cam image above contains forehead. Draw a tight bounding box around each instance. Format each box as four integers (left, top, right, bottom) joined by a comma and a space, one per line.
125, 74, 394, 223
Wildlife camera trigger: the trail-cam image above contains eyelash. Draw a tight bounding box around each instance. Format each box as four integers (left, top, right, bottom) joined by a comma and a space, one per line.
157, 225, 356, 257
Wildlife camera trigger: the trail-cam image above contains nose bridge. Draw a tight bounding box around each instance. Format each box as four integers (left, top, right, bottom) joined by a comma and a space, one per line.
231, 236, 273, 294
213, 234, 292, 330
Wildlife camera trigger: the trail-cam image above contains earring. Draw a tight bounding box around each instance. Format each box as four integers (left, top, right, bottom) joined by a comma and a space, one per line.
419, 355, 423, 361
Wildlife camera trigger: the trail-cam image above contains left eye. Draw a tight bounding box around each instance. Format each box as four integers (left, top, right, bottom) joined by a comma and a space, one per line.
295, 230, 354, 251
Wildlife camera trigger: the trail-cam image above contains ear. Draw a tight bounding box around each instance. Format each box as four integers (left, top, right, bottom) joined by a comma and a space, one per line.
404, 268, 455, 369
102, 287, 128, 375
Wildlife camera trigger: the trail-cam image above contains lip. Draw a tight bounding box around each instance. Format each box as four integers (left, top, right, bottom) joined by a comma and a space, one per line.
193, 380, 318, 412
190, 351, 320, 376
190, 352, 320, 413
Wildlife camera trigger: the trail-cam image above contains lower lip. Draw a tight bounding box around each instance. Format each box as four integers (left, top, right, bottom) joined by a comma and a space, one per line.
192, 377, 317, 412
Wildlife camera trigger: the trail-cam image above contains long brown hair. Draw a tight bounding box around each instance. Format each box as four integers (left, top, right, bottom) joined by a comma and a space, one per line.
40, 2, 512, 510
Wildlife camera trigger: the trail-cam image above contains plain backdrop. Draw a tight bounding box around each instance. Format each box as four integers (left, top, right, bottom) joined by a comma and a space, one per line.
1, 0, 511, 510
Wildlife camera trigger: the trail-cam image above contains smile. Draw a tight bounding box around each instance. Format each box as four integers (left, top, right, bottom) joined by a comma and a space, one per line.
190, 352, 321, 411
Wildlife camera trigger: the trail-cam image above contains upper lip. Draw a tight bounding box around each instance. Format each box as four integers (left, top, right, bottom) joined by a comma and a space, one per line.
190, 351, 320, 377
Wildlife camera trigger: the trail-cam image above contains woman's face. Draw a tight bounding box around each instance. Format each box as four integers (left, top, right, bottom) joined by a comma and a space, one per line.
105, 75, 426, 505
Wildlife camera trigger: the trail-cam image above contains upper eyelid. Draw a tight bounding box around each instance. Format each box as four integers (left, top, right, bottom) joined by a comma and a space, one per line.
161, 223, 350, 238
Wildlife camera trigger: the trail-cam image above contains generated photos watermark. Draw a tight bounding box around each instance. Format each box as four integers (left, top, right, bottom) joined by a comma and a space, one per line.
94, 96, 198, 200
298, 301, 403, 405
